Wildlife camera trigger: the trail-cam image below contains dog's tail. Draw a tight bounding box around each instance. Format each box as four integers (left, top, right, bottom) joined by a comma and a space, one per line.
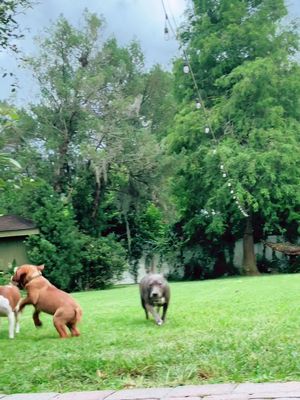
74, 306, 82, 323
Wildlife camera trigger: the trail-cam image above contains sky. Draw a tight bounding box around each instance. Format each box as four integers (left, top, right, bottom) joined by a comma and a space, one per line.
0, 0, 187, 105
0, 0, 299, 105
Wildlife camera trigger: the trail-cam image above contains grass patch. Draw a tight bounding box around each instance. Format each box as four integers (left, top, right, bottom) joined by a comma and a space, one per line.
1, 274, 300, 394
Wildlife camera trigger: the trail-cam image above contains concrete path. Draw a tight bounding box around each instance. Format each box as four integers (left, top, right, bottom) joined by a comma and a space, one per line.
2, 382, 300, 400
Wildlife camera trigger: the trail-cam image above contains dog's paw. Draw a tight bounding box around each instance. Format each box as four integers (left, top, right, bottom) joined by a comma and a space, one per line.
34, 321, 43, 328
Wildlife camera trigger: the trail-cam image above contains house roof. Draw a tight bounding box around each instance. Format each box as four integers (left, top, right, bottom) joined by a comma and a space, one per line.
0, 215, 37, 232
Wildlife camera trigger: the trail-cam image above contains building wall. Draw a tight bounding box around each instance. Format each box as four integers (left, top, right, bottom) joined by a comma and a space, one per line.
0, 236, 29, 270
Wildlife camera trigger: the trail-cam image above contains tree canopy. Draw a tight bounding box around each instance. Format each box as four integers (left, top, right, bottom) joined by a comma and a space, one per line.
0, 1, 300, 286
167, 0, 300, 276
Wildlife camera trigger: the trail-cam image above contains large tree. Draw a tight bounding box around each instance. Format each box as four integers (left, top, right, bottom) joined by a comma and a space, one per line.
19, 12, 162, 213
168, 0, 300, 275
3, 11, 176, 279
0, 1, 31, 167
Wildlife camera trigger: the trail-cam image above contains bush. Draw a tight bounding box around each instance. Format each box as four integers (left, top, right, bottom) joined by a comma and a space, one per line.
26, 234, 83, 291
77, 234, 128, 290
0, 270, 12, 286
0, 179, 83, 291
0, 179, 128, 291
256, 254, 298, 274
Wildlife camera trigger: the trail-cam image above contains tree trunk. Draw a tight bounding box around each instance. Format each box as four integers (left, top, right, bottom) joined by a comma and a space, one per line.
53, 111, 77, 193
54, 141, 69, 193
92, 180, 101, 219
214, 251, 227, 277
242, 215, 259, 275
123, 212, 131, 254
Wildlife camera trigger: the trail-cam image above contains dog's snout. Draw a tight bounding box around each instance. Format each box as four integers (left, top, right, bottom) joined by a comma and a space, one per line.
150, 287, 162, 299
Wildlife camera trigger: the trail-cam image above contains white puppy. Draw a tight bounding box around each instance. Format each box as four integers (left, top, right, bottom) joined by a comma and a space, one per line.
0, 284, 21, 339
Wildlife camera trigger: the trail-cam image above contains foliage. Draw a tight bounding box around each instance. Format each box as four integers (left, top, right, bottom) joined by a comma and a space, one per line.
0, 0, 32, 92
3, 1, 299, 284
0, 179, 83, 290
78, 234, 127, 290
167, 0, 300, 276
0, 179, 129, 291
140, 64, 176, 139
257, 253, 300, 274
1, 12, 175, 280
0, 264, 15, 285
0, 103, 22, 180
0, 0, 31, 53
126, 202, 168, 279
20, 12, 164, 205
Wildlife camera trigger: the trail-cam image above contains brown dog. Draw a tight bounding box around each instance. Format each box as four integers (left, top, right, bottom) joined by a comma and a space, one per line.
12, 264, 82, 338
0, 284, 21, 339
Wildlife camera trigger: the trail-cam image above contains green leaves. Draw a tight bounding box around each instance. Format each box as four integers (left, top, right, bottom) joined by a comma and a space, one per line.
79, 234, 128, 289
0, 0, 31, 52
165, 0, 300, 276
0, 153, 21, 168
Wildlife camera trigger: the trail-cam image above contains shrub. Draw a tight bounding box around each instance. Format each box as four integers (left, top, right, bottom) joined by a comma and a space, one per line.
77, 234, 128, 290
0, 179, 83, 291
0, 179, 128, 291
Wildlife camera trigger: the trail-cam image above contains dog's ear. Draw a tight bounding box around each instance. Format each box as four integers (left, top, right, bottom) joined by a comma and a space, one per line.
37, 264, 45, 272
12, 269, 26, 287
12, 268, 22, 283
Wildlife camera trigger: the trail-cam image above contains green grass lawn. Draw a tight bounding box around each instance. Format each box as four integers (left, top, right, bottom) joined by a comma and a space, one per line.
1, 274, 300, 394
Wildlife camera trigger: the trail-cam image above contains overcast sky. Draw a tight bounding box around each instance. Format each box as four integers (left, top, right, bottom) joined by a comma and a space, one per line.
0, 0, 299, 105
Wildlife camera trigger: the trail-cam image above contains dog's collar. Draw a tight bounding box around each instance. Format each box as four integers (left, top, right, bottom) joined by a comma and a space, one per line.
25, 272, 42, 286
